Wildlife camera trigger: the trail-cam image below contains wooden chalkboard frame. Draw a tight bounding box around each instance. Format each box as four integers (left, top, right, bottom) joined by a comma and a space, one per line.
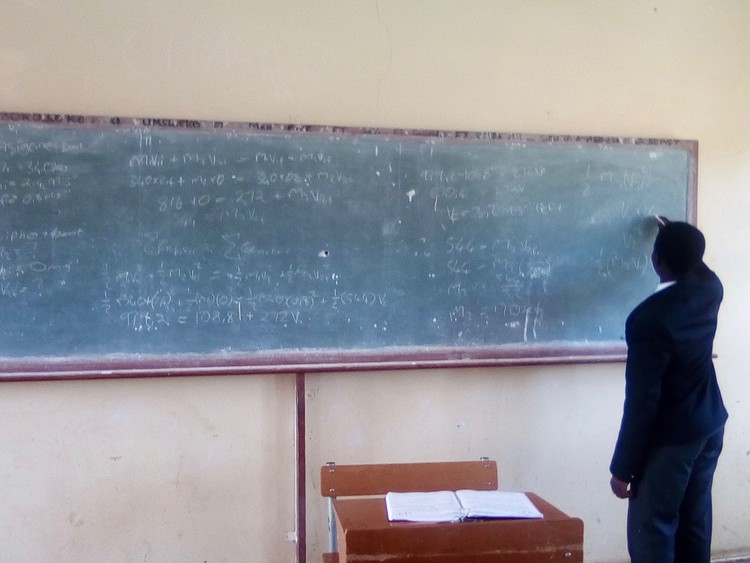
0, 112, 697, 381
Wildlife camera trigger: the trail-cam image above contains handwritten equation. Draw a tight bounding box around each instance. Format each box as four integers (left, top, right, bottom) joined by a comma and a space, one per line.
0, 117, 692, 359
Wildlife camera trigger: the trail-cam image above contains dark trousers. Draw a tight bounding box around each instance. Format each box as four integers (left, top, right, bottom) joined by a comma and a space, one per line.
627, 425, 724, 563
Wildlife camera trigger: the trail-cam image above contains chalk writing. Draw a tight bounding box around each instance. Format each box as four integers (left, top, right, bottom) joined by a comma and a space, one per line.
0, 115, 693, 367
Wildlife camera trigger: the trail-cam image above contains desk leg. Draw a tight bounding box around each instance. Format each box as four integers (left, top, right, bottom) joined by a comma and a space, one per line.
327, 496, 338, 553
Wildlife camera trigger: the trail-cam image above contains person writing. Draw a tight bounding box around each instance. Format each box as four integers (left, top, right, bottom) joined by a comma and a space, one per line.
610, 218, 728, 562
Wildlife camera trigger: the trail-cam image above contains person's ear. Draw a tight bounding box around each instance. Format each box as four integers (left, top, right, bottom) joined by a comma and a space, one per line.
652, 250, 674, 281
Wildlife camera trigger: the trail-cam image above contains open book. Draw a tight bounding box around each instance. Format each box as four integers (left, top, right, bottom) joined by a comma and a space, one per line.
385, 490, 543, 523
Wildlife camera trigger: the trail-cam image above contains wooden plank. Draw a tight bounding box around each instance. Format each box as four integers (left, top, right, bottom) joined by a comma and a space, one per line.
320, 460, 497, 497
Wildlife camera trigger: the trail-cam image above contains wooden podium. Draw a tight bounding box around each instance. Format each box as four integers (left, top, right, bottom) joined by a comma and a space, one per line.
320, 461, 583, 563
332, 493, 582, 562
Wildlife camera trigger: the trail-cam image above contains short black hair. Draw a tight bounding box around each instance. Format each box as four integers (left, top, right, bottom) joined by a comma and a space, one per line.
653, 222, 705, 277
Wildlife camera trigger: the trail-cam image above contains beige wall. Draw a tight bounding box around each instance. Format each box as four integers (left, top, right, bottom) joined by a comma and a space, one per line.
1, 2, 749, 562
0, 375, 297, 562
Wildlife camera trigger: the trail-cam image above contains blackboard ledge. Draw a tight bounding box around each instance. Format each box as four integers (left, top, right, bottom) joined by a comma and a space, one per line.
0, 343, 626, 381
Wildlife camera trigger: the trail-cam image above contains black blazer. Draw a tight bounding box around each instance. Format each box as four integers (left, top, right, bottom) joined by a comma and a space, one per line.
610, 262, 728, 482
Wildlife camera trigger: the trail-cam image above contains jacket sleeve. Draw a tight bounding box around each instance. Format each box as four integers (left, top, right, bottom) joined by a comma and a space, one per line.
609, 310, 672, 481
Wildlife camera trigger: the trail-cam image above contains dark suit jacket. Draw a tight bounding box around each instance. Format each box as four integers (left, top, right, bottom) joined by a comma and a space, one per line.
610, 262, 728, 482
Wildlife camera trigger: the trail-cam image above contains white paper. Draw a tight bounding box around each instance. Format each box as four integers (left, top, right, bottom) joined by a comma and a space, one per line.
455, 490, 543, 519
385, 490, 543, 522
385, 490, 464, 522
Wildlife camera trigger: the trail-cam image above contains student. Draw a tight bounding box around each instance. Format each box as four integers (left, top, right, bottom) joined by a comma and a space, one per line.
609, 219, 728, 562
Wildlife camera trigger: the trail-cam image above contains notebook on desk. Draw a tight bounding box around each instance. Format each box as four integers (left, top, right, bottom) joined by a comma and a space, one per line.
385, 489, 544, 523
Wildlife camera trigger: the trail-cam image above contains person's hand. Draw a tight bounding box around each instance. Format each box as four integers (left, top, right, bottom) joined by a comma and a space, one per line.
655, 215, 671, 229
610, 475, 632, 499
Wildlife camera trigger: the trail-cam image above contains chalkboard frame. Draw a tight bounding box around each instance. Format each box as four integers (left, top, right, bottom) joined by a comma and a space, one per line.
0, 112, 697, 381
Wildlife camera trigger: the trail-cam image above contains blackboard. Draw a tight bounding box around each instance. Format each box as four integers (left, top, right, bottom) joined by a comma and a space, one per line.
0, 112, 696, 379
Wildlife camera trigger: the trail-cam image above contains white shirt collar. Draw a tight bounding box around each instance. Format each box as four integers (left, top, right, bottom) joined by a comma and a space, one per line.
656, 281, 676, 293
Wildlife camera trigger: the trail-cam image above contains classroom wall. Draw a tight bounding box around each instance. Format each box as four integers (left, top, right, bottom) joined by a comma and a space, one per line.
1, 2, 748, 562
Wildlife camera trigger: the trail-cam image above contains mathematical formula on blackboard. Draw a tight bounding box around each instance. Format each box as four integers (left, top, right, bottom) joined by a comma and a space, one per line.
0, 114, 696, 377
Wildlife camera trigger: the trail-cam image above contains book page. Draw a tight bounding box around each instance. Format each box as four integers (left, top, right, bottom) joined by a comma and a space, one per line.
385, 491, 464, 522
455, 490, 543, 519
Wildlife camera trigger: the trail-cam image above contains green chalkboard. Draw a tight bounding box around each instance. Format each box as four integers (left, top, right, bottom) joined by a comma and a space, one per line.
0, 112, 696, 379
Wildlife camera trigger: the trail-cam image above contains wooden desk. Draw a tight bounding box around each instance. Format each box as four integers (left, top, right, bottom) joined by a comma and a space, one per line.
333, 493, 583, 562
